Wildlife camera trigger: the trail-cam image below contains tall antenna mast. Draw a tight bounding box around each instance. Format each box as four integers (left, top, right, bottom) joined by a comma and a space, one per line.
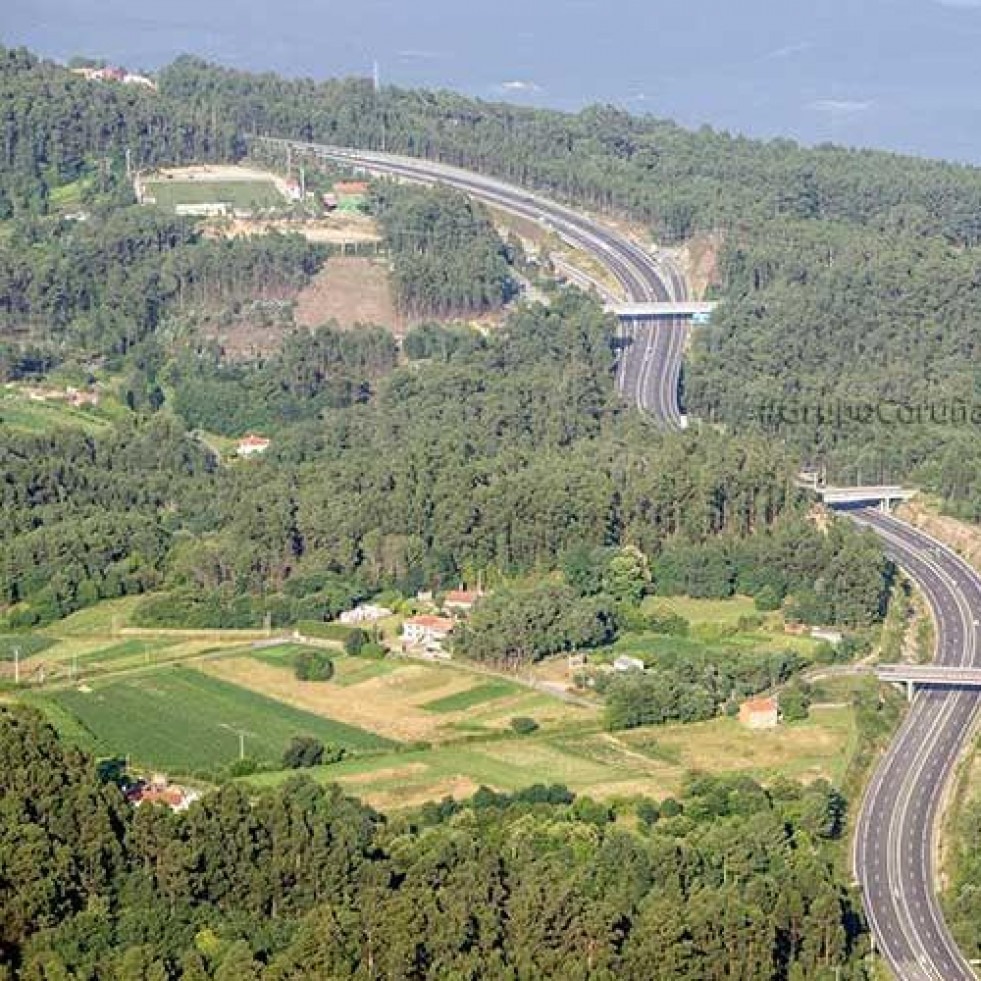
373, 59, 381, 93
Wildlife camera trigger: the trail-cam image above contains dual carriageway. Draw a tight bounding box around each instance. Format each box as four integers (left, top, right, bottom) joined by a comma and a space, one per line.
261, 138, 981, 979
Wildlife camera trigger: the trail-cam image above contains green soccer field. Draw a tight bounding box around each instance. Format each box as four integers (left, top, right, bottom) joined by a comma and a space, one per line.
38, 666, 393, 773
143, 179, 285, 212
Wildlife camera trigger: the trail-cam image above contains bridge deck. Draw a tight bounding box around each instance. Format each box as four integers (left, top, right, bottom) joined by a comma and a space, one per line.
611, 301, 717, 318
876, 665, 981, 687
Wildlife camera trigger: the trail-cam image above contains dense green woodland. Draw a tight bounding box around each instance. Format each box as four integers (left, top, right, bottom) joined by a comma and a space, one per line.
0, 291, 890, 632
371, 183, 517, 317
0, 47, 934, 980
0, 706, 868, 979
4, 47, 981, 513
0, 207, 323, 361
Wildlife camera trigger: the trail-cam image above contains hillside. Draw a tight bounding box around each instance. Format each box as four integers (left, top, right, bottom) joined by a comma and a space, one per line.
4, 46, 981, 518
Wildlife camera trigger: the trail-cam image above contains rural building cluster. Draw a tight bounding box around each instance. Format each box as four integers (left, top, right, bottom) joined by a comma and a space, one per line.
400, 589, 485, 657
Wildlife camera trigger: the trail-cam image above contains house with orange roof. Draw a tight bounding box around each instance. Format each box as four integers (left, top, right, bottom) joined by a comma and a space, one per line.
237, 434, 271, 458
739, 696, 779, 729
402, 614, 454, 655
443, 589, 484, 614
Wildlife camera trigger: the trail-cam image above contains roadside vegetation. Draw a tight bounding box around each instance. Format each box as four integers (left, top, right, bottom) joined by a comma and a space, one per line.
0, 43, 952, 979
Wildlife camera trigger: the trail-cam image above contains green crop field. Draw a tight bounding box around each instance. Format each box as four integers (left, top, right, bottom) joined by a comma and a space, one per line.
642, 595, 760, 626
421, 680, 520, 713
37, 666, 393, 773
248, 643, 316, 666
72, 638, 179, 668
144, 179, 285, 212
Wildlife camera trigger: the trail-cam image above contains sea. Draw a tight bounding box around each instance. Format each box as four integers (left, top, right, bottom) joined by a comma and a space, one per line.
6, 0, 981, 163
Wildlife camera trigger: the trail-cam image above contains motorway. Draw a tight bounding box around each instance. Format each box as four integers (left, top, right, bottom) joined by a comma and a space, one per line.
850, 508, 981, 980
262, 139, 981, 978
256, 138, 688, 428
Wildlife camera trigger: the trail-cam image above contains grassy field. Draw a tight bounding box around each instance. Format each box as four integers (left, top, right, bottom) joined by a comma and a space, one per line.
421, 680, 520, 713
34, 666, 392, 773
71, 638, 179, 668
144, 179, 285, 212
642, 594, 760, 626
243, 702, 859, 810
0, 389, 113, 434
200, 654, 591, 743
41, 597, 144, 638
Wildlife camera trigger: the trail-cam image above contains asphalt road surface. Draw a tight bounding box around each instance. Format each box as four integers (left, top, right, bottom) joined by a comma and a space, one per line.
850, 507, 981, 980
261, 141, 981, 977
258, 139, 687, 428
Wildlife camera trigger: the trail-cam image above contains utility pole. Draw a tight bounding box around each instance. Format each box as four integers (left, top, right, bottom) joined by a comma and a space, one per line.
219, 723, 253, 761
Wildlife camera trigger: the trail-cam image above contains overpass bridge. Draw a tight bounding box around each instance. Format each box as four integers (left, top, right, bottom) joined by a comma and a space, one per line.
611, 301, 717, 320
876, 664, 981, 701
796, 474, 917, 511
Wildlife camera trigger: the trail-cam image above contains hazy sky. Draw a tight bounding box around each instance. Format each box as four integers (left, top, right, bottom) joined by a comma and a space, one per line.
6, 0, 981, 162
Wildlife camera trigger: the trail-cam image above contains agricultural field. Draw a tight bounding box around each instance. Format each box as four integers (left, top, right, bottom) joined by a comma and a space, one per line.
200, 653, 589, 743
420, 680, 520, 713
0, 596, 271, 687
4, 593, 872, 811
0, 634, 54, 662
244, 696, 861, 810
31, 666, 391, 773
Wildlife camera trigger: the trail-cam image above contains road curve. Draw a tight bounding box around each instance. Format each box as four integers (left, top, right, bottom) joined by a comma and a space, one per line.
256, 138, 686, 428
849, 508, 981, 980
258, 140, 981, 976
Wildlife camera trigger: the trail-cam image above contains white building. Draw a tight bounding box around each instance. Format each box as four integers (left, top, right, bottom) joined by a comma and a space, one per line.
340, 604, 393, 625
613, 655, 646, 673
402, 615, 454, 652
237, 434, 271, 458
811, 627, 844, 645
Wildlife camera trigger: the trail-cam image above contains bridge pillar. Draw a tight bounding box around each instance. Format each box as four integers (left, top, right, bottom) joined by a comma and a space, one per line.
907, 679, 915, 703
880, 498, 892, 515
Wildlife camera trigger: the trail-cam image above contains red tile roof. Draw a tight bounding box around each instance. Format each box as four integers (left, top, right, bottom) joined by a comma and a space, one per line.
238, 434, 270, 448
405, 615, 454, 631
741, 697, 778, 714
445, 590, 482, 604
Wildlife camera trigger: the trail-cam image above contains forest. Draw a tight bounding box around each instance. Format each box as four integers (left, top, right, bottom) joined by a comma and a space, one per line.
371, 182, 518, 317
4, 46, 981, 516
0, 706, 868, 980
0, 288, 893, 632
